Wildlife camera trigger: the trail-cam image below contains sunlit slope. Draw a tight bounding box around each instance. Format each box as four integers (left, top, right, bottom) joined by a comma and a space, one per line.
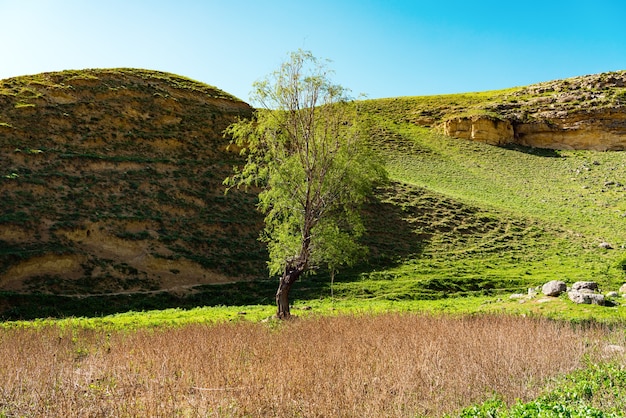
362, 98, 626, 245
342, 96, 626, 298
1, 68, 625, 318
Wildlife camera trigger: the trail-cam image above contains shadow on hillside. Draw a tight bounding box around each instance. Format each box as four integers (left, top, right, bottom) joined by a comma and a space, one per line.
360, 192, 428, 267
502, 144, 564, 158
0, 189, 427, 321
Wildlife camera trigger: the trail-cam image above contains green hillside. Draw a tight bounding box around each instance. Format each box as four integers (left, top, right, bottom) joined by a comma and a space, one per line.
344, 111, 626, 300
1, 69, 626, 319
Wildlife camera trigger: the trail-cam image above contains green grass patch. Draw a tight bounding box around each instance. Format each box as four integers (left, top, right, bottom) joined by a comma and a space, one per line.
14, 102, 35, 108
3, 293, 626, 330
455, 362, 626, 417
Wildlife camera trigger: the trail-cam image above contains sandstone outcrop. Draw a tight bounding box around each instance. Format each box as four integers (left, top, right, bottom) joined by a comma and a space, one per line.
443, 116, 514, 146
514, 108, 626, 150
441, 70, 626, 150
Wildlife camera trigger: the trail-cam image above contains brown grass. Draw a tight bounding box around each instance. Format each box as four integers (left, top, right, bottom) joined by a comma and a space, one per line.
0, 314, 616, 417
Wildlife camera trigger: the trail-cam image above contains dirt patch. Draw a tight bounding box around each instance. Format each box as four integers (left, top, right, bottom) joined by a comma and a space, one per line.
62, 222, 148, 260
0, 254, 86, 291
0, 225, 30, 242
46, 89, 78, 105
144, 256, 233, 288
155, 115, 182, 126
155, 203, 196, 217
121, 220, 158, 234
173, 191, 206, 208
151, 138, 184, 150
66, 77, 100, 87
59, 222, 233, 290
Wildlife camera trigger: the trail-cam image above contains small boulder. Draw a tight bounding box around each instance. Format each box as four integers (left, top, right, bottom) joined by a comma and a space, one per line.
619, 283, 626, 294
599, 242, 613, 249
606, 291, 619, 298
571, 281, 599, 293
568, 291, 605, 305
542, 280, 567, 297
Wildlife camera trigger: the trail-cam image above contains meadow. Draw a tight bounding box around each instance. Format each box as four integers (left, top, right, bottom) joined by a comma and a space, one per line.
2, 313, 625, 417
3, 74, 626, 416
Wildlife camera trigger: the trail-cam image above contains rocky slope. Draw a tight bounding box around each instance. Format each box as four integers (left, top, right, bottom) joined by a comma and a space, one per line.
442, 71, 626, 150
0, 69, 264, 295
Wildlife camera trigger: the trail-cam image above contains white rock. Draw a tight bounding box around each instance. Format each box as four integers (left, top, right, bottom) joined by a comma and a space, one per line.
568, 291, 605, 305
571, 281, 599, 293
542, 280, 567, 297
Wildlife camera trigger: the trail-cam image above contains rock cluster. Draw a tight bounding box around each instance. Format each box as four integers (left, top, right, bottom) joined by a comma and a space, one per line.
567, 281, 605, 306
532, 280, 626, 306
511, 279, 626, 306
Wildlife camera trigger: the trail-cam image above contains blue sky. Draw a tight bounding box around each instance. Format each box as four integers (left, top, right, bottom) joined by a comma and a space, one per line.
1, 0, 625, 101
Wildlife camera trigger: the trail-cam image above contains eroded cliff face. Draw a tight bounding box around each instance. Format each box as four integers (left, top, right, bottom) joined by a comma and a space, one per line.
515, 108, 626, 150
443, 116, 513, 146
441, 71, 626, 150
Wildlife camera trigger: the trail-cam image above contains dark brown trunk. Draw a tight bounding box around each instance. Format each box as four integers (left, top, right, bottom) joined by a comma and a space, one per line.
275, 264, 305, 319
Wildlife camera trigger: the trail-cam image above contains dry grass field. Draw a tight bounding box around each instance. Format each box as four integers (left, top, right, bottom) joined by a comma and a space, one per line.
0, 313, 620, 417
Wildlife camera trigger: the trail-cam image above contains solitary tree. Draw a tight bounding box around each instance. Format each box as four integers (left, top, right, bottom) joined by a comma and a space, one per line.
225, 50, 386, 318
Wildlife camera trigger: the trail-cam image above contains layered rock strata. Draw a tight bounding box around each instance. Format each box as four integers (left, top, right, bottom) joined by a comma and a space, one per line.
442, 71, 626, 150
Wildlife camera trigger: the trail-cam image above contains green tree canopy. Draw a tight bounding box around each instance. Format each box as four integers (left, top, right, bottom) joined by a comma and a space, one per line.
225, 50, 387, 318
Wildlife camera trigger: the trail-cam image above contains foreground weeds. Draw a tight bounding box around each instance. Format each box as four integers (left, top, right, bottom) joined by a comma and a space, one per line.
0, 313, 622, 417
456, 362, 626, 417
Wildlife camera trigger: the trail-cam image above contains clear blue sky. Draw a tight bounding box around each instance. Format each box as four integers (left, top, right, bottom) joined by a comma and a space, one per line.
1, 0, 625, 101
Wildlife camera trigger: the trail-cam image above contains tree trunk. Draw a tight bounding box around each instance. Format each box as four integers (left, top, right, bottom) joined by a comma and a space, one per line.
276, 263, 305, 319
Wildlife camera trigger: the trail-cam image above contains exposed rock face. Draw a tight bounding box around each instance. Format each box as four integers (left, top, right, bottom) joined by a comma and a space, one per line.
442, 71, 626, 150
515, 109, 626, 151
443, 116, 514, 146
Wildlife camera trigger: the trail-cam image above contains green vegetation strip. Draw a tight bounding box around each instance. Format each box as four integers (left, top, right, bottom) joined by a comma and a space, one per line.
3, 295, 626, 330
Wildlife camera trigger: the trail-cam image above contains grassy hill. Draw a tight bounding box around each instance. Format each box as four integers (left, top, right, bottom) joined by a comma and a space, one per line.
1, 68, 626, 319
0, 69, 264, 298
